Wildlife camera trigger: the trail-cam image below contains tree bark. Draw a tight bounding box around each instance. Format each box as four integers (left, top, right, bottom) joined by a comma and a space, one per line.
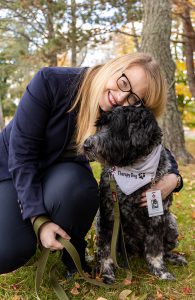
71, 0, 77, 66
0, 99, 5, 131
141, 0, 193, 163
181, 3, 195, 97
46, 0, 57, 66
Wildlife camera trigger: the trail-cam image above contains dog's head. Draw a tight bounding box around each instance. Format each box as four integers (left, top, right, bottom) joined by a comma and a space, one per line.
83, 106, 162, 167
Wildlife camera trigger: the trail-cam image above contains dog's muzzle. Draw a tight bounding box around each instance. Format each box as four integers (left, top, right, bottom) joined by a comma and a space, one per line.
83, 138, 94, 152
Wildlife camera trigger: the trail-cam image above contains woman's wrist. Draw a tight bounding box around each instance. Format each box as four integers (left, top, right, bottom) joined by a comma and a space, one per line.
168, 173, 182, 192
30, 215, 52, 245
33, 216, 51, 236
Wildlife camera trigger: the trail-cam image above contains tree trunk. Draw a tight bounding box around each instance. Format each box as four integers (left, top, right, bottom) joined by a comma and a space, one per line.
46, 0, 57, 66
182, 3, 195, 97
71, 0, 77, 66
141, 0, 193, 163
0, 99, 5, 131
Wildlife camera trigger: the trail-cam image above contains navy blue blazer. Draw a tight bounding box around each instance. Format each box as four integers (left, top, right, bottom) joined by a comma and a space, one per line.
0, 67, 182, 220
0, 67, 87, 219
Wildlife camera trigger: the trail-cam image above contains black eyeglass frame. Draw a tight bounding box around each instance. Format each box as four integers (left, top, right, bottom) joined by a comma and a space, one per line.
116, 73, 145, 107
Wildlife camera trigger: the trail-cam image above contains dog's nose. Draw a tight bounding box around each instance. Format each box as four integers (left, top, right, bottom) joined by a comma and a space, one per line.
83, 139, 94, 151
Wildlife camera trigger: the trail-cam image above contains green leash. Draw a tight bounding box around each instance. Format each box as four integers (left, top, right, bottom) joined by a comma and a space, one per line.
34, 174, 132, 299
34, 235, 116, 300
109, 175, 132, 273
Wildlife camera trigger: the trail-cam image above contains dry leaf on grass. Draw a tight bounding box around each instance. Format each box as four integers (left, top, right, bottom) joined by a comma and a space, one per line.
70, 286, 80, 295
70, 281, 81, 295
191, 211, 195, 219
119, 289, 132, 300
11, 284, 18, 291
11, 296, 23, 300
123, 278, 132, 285
156, 290, 163, 299
183, 286, 192, 295
74, 282, 80, 289
96, 297, 108, 300
71, 286, 80, 295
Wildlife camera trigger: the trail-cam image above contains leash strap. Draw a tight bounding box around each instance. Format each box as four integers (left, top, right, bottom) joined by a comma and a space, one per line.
33, 217, 117, 300
109, 176, 132, 275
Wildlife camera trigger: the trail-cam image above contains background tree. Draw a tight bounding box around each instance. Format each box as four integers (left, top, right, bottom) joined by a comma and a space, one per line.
141, 0, 193, 162
172, 0, 195, 98
0, 0, 117, 67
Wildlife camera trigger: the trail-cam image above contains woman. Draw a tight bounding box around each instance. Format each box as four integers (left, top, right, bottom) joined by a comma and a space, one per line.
0, 53, 182, 275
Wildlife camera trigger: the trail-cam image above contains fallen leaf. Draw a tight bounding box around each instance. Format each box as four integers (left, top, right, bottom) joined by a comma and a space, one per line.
70, 286, 80, 295
178, 234, 185, 240
183, 286, 192, 295
129, 292, 147, 300
75, 282, 80, 289
96, 298, 108, 300
12, 297, 22, 300
191, 211, 195, 219
156, 290, 163, 299
11, 284, 18, 291
95, 275, 102, 282
175, 201, 181, 208
123, 278, 132, 285
119, 289, 132, 300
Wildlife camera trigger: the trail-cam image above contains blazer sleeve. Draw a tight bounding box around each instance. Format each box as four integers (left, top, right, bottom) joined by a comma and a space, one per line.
8, 68, 53, 220
165, 148, 183, 192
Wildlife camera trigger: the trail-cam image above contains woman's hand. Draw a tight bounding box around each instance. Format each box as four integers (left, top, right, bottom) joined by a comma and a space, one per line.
139, 173, 178, 207
39, 222, 71, 250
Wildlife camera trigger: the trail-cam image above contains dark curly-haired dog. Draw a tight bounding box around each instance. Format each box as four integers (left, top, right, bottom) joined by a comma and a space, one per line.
83, 106, 187, 283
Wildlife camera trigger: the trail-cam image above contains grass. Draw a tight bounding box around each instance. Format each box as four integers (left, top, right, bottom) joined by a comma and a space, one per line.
0, 140, 195, 300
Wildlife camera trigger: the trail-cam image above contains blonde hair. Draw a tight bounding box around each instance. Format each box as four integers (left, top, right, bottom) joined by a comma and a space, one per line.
71, 53, 167, 151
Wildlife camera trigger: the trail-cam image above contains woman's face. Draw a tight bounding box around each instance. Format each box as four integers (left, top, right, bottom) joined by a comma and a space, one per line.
99, 65, 148, 111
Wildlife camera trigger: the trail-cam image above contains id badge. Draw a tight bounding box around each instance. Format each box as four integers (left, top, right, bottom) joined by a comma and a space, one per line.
146, 190, 164, 217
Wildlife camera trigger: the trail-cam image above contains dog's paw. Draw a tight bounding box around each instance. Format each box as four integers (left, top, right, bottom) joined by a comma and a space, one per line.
165, 252, 188, 266
102, 273, 116, 284
152, 269, 175, 281
159, 272, 175, 280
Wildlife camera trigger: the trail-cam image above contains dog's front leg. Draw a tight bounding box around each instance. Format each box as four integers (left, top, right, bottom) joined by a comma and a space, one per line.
144, 216, 175, 280
96, 209, 116, 284
96, 175, 118, 284
95, 171, 117, 284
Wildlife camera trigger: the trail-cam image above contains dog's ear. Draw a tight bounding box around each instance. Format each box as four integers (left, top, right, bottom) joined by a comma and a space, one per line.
95, 111, 111, 127
95, 107, 126, 133
126, 107, 162, 148
110, 107, 127, 133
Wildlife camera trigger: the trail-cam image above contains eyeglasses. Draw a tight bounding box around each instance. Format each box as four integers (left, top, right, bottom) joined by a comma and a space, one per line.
116, 73, 144, 107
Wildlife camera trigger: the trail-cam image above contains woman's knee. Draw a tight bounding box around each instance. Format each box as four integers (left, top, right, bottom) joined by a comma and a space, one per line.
0, 235, 37, 274
42, 162, 99, 234
43, 162, 99, 213
0, 180, 37, 274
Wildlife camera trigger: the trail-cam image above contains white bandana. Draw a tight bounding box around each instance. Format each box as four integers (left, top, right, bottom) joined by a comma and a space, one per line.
112, 144, 162, 195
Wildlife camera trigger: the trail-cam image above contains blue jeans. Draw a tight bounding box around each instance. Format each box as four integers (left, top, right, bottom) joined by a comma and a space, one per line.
0, 162, 99, 274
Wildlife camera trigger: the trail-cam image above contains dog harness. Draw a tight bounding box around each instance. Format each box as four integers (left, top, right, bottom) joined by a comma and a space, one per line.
112, 144, 162, 195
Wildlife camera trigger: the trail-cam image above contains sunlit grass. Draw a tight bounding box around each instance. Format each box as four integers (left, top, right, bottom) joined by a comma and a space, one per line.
0, 140, 194, 300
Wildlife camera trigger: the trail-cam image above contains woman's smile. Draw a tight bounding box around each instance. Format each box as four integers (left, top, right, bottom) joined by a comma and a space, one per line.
108, 91, 118, 107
